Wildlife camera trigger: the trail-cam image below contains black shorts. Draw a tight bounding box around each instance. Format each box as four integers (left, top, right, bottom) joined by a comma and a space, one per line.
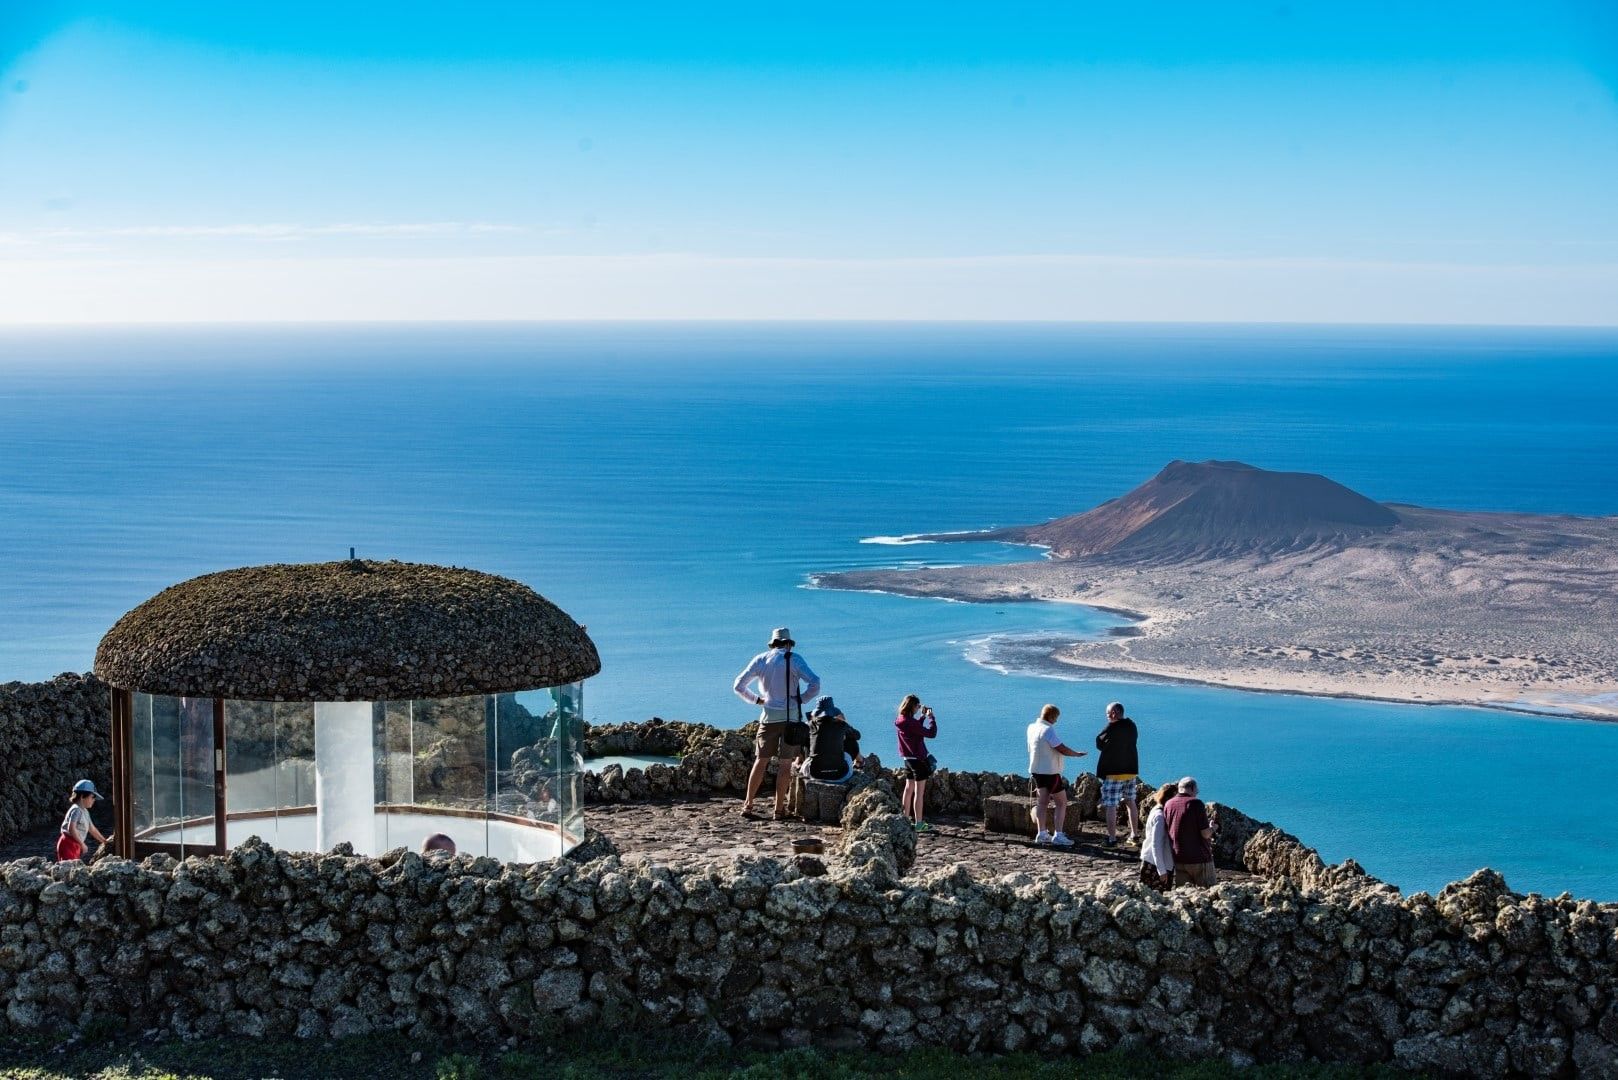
1030, 772, 1067, 795
903, 756, 934, 781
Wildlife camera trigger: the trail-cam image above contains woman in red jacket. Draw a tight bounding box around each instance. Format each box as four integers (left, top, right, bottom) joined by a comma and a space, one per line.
894, 694, 939, 832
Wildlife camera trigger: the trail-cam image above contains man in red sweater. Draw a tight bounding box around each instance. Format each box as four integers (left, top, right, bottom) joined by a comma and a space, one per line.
1162, 776, 1217, 887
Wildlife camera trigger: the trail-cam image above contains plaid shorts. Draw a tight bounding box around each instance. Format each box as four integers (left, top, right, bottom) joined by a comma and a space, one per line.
1100, 778, 1137, 808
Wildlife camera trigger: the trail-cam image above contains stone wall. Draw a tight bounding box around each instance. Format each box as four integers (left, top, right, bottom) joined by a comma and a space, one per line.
0, 674, 109, 844
0, 784, 1612, 1076
3, 689, 1617, 1075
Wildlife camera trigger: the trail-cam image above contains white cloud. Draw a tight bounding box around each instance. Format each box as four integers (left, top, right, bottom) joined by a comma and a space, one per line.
0, 252, 1614, 325
0, 221, 528, 245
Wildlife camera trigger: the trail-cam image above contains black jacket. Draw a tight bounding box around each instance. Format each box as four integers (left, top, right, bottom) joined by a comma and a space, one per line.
808, 718, 861, 781
1094, 717, 1139, 777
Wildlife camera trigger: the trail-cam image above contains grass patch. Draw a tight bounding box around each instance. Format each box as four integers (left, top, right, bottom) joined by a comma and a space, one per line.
0, 1028, 1419, 1080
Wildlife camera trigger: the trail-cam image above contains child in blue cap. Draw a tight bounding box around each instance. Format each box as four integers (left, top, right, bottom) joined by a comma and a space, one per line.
57, 780, 112, 862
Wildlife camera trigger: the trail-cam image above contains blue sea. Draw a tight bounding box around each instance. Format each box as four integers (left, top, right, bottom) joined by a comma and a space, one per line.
3, 323, 1617, 899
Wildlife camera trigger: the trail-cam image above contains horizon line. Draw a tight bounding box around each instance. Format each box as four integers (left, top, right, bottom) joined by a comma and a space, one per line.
3, 317, 1618, 331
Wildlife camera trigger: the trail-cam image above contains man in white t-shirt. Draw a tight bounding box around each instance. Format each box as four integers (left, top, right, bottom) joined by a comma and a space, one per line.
1026, 703, 1087, 846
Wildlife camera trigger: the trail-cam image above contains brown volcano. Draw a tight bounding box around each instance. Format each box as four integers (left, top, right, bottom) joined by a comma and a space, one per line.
821, 461, 1618, 720
986, 460, 1400, 560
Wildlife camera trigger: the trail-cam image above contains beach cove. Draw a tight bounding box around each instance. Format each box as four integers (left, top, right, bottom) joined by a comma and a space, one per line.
2, 322, 1617, 899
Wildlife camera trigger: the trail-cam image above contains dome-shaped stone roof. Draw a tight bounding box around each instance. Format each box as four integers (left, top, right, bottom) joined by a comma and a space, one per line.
95, 560, 600, 700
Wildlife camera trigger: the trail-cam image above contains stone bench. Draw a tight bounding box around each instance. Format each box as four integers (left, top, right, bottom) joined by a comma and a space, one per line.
984, 793, 1087, 838
792, 776, 861, 824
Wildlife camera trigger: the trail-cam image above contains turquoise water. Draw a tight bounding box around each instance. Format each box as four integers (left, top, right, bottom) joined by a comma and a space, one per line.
2, 322, 1616, 898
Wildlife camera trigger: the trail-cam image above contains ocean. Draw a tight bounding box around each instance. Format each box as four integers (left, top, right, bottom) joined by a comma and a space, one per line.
2, 322, 1616, 898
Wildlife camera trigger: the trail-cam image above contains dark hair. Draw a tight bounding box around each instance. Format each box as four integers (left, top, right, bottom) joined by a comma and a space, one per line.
898, 694, 920, 718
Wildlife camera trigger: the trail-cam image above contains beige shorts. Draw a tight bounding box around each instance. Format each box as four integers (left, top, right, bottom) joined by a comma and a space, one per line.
1173, 861, 1218, 888
754, 710, 804, 761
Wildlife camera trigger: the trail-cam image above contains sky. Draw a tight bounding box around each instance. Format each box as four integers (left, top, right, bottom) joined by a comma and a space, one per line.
1, 2, 1616, 324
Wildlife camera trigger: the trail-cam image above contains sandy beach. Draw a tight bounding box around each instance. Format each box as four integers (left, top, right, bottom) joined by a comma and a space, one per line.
816, 465, 1618, 722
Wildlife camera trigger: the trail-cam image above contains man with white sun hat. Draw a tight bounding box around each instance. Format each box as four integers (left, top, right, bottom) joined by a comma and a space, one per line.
733, 627, 821, 819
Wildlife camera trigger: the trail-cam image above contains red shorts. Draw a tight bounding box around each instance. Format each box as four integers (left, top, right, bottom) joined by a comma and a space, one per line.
56, 834, 84, 862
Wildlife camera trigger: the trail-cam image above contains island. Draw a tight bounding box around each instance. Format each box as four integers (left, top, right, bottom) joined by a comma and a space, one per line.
815, 460, 1618, 720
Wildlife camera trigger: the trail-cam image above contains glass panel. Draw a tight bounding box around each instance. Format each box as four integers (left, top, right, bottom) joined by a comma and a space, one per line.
376, 700, 413, 853
484, 693, 498, 814
224, 700, 278, 846
176, 696, 215, 857
311, 701, 376, 855
499, 690, 559, 823
130, 691, 157, 839
410, 694, 489, 855
275, 702, 316, 850
135, 694, 188, 847
556, 681, 584, 854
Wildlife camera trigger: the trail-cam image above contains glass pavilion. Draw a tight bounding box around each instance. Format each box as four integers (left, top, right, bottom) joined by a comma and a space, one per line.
95, 560, 599, 862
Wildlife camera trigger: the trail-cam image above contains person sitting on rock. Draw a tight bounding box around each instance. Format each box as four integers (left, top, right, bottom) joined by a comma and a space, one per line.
421, 833, 457, 856
1163, 776, 1218, 887
804, 697, 861, 784
1026, 704, 1086, 846
536, 782, 560, 818
1138, 782, 1178, 891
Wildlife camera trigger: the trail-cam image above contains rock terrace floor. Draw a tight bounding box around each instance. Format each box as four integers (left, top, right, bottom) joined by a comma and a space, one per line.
2, 798, 1257, 891
592, 796, 1256, 890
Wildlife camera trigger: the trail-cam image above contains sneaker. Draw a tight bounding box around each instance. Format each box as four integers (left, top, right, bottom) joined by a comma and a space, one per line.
1033, 830, 1052, 845
913, 821, 933, 833
1104, 836, 1119, 848
1050, 832, 1075, 847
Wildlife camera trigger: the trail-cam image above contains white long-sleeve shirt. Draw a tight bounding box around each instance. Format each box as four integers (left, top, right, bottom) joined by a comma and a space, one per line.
732, 648, 820, 712
1140, 806, 1174, 876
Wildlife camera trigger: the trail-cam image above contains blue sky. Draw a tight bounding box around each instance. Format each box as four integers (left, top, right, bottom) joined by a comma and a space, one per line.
2, 2, 1616, 323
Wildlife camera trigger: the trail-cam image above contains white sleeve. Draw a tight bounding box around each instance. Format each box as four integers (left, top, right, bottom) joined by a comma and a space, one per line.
795, 655, 821, 702
732, 656, 763, 703
1041, 726, 1063, 750
1147, 809, 1175, 874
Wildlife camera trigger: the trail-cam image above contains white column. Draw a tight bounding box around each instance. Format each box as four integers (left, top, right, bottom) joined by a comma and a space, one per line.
314, 701, 375, 855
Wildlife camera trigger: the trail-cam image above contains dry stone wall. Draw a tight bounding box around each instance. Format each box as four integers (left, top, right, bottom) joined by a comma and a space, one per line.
0, 674, 110, 844
0, 785, 1611, 1076
2, 686, 1616, 1075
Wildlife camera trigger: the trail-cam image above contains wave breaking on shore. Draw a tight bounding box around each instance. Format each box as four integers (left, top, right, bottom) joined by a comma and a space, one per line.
961, 632, 1109, 682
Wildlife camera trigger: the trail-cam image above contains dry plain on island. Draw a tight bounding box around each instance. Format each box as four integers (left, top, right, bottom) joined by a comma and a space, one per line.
816, 460, 1618, 720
